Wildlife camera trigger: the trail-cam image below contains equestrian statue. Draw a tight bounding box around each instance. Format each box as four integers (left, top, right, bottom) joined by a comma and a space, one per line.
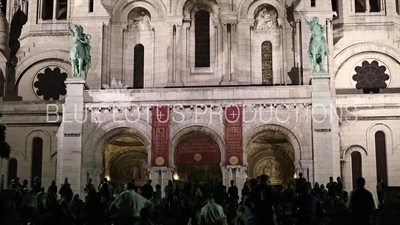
67, 19, 91, 79
305, 17, 329, 73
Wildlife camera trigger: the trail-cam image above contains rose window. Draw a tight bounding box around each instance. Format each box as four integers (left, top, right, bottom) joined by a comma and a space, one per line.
352, 60, 389, 94
34, 67, 68, 100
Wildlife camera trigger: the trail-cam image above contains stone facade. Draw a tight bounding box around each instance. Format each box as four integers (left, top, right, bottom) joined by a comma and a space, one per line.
0, 0, 399, 201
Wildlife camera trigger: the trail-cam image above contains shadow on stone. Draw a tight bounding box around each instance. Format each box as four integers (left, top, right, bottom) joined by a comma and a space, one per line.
288, 67, 301, 85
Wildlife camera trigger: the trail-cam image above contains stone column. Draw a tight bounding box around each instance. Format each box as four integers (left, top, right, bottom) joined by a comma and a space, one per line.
52, 0, 57, 20
311, 73, 340, 183
56, 78, 85, 195
167, 21, 183, 86
295, 19, 302, 85
220, 23, 229, 84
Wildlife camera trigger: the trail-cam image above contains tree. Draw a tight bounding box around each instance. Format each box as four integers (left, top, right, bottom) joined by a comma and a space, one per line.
0, 113, 10, 159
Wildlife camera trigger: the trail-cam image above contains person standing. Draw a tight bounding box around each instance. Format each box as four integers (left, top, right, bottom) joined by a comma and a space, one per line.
200, 193, 226, 225
228, 180, 239, 202
347, 177, 376, 225
109, 182, 153, 225
295, 173, 306, 194
243, 178, 258, 225
99, 178, 112, 202
248, 175, 276, 225
376, 177, 386, 206
142, 180, 154, 200
292, 182, 322, 225
32, 177, 41, 195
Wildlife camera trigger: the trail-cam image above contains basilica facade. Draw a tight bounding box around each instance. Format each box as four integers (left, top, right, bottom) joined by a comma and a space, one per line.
0, 0, 399, 197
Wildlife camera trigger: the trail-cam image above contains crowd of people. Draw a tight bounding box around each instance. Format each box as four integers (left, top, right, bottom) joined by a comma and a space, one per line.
0, 173, 398, 225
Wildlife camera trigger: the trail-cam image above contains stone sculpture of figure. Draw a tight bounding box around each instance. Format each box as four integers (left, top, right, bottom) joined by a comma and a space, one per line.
67, 19, 91, 79
255, 8, 267, 30
132, 12, 151, 31
305, 17, 329, 72
254, 8, 278, 30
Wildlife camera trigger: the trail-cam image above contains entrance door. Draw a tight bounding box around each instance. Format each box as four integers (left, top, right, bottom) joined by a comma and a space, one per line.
176, 163, 222, 183
174, 133, 222, 183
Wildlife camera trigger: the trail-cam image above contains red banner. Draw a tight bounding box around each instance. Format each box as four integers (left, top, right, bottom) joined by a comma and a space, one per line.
225, 106, 243, 165
151, 107, 170, 167
175, 134, 221, 164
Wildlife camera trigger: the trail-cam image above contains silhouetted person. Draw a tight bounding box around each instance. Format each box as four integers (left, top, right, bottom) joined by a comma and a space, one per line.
295, 173, 306, 194
48, 180, 57, 194
347, 177, 376, 225
32, 177, 41, 195
336, 177, 343, 198
376, 176, 386, 206
248, 175, 276, 225
99, 178, 111, 202
292, 182, 322, 225
228, 180, 239, 202
142, 180, 153, 200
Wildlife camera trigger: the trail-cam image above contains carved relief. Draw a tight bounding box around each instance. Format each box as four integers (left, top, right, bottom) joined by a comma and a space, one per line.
110, 152, 149, 187
254, 157, 285, 184
128, 11, 152, 32
248, 148, 294, 185
254, 5, 279, 33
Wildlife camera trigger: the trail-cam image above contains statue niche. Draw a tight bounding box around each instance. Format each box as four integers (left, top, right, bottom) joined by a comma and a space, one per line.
128, 11, 152, 32
254, 5, 279, 33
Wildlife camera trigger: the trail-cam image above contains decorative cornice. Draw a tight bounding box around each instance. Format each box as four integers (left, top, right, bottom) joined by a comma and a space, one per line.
64, 133, 81, 137
314, 129, 331, 132
19, 31, 69, 41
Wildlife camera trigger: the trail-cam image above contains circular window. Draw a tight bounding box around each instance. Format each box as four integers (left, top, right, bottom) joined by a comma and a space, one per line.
352, 60, 389, 94
33, 67, 68, 101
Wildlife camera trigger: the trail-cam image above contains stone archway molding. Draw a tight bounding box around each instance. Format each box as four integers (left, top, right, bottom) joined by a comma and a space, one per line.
243, 123, 309, 164
83, 118, 152, 169
176, 0, 231, 15
238, 0, 286, 19
15, 49, 70, 85
169, 125, 225, 167
25, 129, 52, 161
342, 144, 368, 159
113, 0, 167, 21
366, 122, 394, 154
334, 43, 400, 78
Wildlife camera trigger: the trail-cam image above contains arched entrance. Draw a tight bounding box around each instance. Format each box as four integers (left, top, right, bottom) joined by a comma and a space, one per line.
174, 133, 222, 183
247, 130, 295, 186
104, 136, 149, 192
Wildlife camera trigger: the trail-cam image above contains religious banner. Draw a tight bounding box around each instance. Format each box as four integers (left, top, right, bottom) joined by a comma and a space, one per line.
224, 106, 243, 165
151, 107, 170, 167
175, 134, 221, 164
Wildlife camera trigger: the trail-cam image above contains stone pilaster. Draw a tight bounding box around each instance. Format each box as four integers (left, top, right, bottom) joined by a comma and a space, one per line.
57, 78, 85, 196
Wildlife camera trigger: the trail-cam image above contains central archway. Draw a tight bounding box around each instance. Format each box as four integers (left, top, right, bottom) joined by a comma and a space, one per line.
105, 136, 149, 192
247, 130, 295, 186
174, 133, 222, 183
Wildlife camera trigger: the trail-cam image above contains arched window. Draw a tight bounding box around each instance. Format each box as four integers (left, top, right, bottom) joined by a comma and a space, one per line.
31, 137, 43, 184
396, 0, 399, 15
134, 44, 144, 89
261, 41, 273, 85
355, 0, 366, 12
375, 131, 388, 184
369, 0, 380, 12
8, 158, 18, 186
351, 151, 362, 190
1, 0, 7, 14
195, 10, 210, 67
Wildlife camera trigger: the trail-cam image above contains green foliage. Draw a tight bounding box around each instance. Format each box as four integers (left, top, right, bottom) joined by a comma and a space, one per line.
0, 112, 11, 159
